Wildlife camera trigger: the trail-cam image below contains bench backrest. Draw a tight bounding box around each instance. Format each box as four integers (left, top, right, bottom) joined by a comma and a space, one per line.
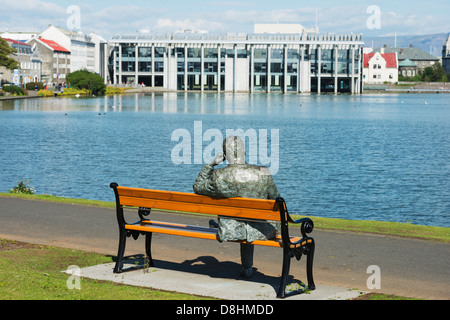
112, 184, 281, 221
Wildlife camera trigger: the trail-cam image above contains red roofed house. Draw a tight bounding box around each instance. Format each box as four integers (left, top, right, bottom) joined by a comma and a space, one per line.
27, 37, 70, 84
363, 51, 398, 84
1, 37, 42, 85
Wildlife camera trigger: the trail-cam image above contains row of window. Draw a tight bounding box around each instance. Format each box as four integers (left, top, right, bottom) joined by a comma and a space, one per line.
13, 46, 32, 55
124, 73, 352, 93
119, 60, 356, 75
117, 46, 356, 63
20, 62, 42, 70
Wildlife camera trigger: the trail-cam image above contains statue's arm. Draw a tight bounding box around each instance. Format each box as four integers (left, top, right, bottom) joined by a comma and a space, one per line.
193, 153, 224, 196
193, 164, 219, 197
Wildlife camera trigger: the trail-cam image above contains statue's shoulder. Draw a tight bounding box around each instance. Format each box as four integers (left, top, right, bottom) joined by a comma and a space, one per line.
246, 164, 271, 176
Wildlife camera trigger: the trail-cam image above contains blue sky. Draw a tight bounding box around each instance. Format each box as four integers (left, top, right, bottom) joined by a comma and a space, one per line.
1, 0, 449, 39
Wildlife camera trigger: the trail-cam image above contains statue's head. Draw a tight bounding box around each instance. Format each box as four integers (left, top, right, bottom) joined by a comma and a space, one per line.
223, 136, 246, 164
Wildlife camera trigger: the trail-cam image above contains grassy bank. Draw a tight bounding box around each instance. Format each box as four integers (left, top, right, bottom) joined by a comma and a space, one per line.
0, 239, 209, 300
297, 215, 450, 243
1, 192, 449, 243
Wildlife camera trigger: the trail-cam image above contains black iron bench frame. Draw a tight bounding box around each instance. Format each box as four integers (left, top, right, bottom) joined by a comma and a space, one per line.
110, 182, 315, 298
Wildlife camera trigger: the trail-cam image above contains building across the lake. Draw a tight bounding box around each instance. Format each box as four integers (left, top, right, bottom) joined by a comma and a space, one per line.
363, 51, 398, 84
0, 38, 42, 85
373, 45, 439, 72
27, 37, 70, 84
109, 27, 364, 94
443, 33, 450, 75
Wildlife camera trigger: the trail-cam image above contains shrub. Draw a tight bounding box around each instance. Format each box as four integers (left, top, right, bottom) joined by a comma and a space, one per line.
59, 87, 91, 96
105, 86, 131, 95
37, 89, 54, 97
25, 82, 44, 91
2, 85, 26, 96
9, 179, 35, 194
66, 69, 106, 95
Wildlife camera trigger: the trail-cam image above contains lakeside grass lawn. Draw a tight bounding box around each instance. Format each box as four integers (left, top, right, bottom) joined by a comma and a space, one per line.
0, 239, 210, 300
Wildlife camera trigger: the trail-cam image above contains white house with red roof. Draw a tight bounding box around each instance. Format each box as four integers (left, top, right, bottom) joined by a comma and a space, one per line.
39, 25, 96, 74
27, 37, 70, 84
363, 51, 398, 84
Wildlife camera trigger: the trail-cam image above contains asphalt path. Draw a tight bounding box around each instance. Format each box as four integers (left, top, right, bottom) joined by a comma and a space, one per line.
0, 196, 448, 299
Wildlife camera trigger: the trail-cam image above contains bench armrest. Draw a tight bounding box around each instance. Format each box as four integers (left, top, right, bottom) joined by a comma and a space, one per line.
276, 197, 314, 244
287, 216, 314, 238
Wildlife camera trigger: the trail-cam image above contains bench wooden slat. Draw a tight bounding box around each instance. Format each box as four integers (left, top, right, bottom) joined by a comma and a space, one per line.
125, 221, 306, 248
119, 195, 281, 221
116, 186, 279, 212
126, 223, 218, 241
141, 220, 218, 234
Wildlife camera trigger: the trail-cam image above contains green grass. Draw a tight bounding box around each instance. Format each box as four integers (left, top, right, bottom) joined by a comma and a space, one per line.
1, 192, 448, 243
0, 192, 115, 208
293, 215, 450, 243
354, 292, 421, 300
0, 239, 209, 300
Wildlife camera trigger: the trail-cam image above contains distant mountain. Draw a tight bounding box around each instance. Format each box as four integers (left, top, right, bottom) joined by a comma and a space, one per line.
363, 33, 449, 58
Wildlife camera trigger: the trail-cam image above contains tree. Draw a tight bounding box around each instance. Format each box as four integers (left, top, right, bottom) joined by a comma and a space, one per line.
0, 38, 19, 70
66, 69, 106, 95
420, 62, 448, 82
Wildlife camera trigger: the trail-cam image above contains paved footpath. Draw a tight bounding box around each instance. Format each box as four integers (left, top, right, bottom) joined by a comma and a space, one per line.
1, 196, 449, 300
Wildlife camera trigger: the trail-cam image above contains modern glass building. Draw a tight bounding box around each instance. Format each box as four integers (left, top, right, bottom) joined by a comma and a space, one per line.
109, 32, 364, 94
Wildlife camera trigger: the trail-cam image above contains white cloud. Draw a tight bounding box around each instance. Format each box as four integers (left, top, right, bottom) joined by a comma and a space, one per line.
0, 0, 65, 13
153, 18, 224, 33
0, 0, 66, 32
0, 0, 448, 39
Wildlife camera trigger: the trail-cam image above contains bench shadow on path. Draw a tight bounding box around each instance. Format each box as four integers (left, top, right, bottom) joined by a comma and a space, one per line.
116, 254, 307, 296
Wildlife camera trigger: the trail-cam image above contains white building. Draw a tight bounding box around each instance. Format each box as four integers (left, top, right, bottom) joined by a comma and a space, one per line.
0, 31, 39, 42
39, 25, 96, 74
363, 51, 398, 84
109, 29, 364, 94
90, 32, 110, 82
26, 37, 70, 84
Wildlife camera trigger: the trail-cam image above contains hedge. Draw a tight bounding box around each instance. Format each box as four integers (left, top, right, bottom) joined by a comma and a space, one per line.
2, 85, 26, 96
25, 82, 44, 91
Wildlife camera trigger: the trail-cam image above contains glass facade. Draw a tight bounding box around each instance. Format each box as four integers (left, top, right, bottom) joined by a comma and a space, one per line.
253, 48, 268, 92
111, 32, 363, 93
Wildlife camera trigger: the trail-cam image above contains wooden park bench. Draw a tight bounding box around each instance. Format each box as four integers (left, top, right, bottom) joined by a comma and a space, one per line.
110, 182, 316, 298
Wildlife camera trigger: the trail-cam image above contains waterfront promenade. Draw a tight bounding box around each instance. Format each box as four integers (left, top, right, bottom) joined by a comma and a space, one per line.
0, 90, 41, 101
0, 196, 448, 299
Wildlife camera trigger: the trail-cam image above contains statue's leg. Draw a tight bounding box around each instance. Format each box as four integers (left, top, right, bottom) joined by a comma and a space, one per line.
240, 243, 254, 278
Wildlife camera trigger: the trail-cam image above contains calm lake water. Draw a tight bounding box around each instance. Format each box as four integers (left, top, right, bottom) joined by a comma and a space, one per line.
0, 92, 449, 227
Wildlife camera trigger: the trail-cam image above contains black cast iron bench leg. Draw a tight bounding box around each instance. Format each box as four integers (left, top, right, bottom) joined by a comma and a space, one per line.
306, 239, 316, 290
277, 246, 292, 298
276, 241, 316, 298
145, 232, 155, 267
114, 229, 127, 273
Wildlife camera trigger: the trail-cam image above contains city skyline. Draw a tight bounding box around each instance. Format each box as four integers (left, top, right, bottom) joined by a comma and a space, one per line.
1, 0, 449, 40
